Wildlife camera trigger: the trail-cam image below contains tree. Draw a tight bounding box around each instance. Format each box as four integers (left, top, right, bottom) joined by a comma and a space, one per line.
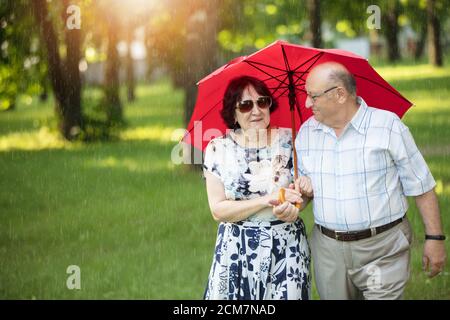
307, 0, 322, 48
183, 0, 219, 126
402, 0, 428, 60
0, 0, 45, 111
63, 0, 82, 135
104, 15, 123, 125
93, 0, 156, 123
383, 0, 401, 62
32, 0, 83, 140
427, 0, 443, 66
146, 0, 220, 126
125, 25, 136, 102
216, 0, 308, 54
313, 0, 367, 48
415, 19, 428, 60
91, 0, 125, 126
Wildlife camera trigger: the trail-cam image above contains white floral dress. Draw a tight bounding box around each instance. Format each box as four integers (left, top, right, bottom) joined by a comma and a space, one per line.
203, 128, 311, 300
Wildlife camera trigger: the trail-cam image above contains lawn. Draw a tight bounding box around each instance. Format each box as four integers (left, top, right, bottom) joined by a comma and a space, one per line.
0, 62, 449, 299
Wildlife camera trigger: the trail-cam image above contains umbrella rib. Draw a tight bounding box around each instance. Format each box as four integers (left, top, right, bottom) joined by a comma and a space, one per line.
263, 72, 289, 83
243, 60, 292, 98
243, 61, 290, 86
270, 74, 291, 97
183, 99, 224, 137
354, 74, 412, 104
293, 79, 307, 95
262, 72, 290, 88
293, 74, 306, 87
269, 85, 289, 90
274, 87, 289, 100
289, 53, 324, 90
281, 45, 292, 72
277, 52, 323, 101
292, 52, 324, 73
244, 60, 288, 73
292, 72, 308, 82
287, 51, 410, 104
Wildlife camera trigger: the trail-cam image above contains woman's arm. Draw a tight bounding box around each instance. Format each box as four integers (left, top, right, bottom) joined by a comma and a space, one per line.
204, 171, 302, 223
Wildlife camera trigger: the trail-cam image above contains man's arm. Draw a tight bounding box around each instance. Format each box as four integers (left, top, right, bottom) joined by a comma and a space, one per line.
415, 189, 447, 278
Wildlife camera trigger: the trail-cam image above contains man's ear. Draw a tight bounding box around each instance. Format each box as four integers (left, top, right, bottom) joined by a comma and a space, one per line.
337, 87, 348, 104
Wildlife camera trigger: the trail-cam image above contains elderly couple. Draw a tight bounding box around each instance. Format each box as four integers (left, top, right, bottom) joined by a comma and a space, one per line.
201, 62, 446, 300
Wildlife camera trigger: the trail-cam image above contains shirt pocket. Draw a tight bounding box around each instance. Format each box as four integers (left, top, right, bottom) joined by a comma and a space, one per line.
362, 147, 392, 195
300, 155, 315, 175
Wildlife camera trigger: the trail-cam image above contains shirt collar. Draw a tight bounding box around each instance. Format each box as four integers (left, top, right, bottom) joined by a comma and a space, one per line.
313, 119, 332, 133
349, 97, 368, 134
312, 96, 368, 135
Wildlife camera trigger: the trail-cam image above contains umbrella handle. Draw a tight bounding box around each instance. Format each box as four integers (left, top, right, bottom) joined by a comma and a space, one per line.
278, 188, 302, 209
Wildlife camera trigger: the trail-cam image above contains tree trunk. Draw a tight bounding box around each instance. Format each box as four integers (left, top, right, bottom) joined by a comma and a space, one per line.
126, 26, 136, 102
307, 0, 322, 48
183, 0, 219, 166
39, 84, 48, 102
32, 0, 67, 118
144, 24, 156, 83
104, 19, 123, 125
415, 21, 427, 60
32, 0, 83, 140
427, 0, 443, 66
63, 0, 82, 137
384, 0, 401, 62
183, 0, 218, 127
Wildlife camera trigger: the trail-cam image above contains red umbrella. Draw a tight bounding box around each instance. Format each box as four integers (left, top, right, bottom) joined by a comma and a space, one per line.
183, 40, 412, 179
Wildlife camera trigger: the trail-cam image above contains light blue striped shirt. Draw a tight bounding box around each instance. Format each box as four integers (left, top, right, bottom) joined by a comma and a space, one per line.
295, 97, 436, 231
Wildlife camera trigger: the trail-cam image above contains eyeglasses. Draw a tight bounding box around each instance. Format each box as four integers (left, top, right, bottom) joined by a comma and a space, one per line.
306, 86, 339, 102
236, 96, 272, 113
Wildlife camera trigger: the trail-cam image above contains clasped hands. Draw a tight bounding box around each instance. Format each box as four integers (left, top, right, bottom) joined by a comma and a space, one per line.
268, 176, 313, 222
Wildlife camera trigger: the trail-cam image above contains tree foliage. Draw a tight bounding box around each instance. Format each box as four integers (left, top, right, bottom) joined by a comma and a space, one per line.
0, 0, 45, 111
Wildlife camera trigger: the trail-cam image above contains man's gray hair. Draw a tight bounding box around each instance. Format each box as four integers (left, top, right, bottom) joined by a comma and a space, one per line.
329, 69, 356, 96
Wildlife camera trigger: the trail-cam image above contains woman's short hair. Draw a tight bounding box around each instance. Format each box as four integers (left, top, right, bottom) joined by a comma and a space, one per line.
221, 76, 278, 129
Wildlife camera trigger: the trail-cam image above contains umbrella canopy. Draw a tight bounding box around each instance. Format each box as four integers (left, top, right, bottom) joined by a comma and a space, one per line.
184, 40, 412, 153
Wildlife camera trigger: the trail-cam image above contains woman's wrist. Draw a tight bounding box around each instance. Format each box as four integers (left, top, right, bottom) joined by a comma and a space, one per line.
262, 191, 278, 208
262, 193, 273, 207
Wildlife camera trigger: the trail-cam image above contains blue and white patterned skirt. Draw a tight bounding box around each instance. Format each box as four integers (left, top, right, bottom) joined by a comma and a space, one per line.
204, 219, 311, 300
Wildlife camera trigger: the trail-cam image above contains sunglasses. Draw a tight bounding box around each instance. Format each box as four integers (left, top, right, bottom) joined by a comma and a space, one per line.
236, 96, 272, 113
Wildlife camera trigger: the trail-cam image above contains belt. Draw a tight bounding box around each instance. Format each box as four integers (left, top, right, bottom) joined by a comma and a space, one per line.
317, 215, 406, 242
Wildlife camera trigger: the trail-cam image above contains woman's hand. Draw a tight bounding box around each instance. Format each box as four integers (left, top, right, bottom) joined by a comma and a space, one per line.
272, 201, 299, 222
267, 187, 303, 207
296, 176, 313, 198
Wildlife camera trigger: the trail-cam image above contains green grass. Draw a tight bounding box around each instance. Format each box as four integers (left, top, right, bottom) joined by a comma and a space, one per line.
1, 64, 449, 299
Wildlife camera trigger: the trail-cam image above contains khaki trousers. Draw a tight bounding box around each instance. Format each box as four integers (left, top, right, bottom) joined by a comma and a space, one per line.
311, 218, 413, 300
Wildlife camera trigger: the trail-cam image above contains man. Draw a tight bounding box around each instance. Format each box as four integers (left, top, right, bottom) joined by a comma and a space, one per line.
293, 62, 446, 299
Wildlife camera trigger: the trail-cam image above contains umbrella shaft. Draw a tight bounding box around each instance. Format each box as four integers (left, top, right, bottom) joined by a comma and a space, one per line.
291, 110, 299, 181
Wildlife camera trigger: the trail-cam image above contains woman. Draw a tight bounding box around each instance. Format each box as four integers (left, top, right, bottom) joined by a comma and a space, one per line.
203, 76, 312, 300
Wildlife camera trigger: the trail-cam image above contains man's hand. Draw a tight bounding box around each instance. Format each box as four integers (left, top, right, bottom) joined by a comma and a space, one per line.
268, 187, 303, 207
272, 201, 299, 222
415, 189, 447, 278
295, 176, 313, 198
423, 240, 447, 278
